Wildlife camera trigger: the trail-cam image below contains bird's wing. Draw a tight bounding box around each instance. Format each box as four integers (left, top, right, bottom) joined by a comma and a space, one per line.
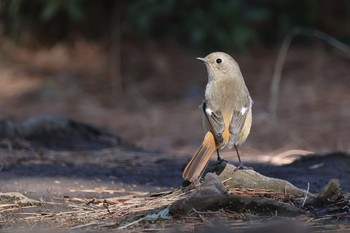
202, 101, 225, 147
228, 96, 252, 147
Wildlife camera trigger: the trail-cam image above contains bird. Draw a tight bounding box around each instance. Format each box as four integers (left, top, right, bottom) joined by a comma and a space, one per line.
182, 52, 253, 182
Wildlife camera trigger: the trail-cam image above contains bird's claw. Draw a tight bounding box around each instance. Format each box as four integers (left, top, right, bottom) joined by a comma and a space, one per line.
234, 163, 253, 171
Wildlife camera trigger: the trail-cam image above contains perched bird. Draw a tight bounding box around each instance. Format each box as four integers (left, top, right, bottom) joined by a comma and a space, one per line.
182, 52, 253, 181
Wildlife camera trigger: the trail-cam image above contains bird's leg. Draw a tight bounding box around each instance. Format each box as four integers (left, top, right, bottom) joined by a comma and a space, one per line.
216, 148, 221, 161
234, 145, 252, 171
234, 144, 242, 164
216, 148, 228, 163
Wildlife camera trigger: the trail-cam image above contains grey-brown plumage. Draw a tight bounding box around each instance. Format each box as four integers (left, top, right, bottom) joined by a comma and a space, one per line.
183, 52, 252, 181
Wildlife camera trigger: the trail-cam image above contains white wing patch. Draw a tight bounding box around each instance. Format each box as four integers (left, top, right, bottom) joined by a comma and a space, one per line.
205, 107, 213, 115
240, 107, 247, 115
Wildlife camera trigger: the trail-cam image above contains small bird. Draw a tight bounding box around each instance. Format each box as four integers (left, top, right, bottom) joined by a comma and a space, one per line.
182, 52, 253, 181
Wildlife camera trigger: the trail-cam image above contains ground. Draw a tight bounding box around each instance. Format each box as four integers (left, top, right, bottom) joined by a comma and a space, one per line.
0, 39, 350, 231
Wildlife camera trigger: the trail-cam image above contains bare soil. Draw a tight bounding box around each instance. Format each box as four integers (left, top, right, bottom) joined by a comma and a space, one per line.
0, 40, 350, 231
0, 116, 349, 232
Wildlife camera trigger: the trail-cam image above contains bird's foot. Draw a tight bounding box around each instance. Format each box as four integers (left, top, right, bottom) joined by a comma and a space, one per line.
212, 158, 228, 168
217, 157, 228, 163
234, 163, 253, 171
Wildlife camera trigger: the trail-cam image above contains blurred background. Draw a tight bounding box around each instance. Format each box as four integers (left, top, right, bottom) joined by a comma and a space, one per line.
0, 0, 350, 159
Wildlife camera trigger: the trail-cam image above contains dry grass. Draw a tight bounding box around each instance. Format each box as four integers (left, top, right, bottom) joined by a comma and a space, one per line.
0, 187, 195, 230
1, 187, 349, 232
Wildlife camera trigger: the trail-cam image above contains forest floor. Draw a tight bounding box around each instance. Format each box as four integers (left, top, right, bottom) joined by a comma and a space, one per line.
0, 39, 350, 232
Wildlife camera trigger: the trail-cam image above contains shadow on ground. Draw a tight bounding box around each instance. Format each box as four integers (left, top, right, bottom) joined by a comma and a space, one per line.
0, 114, 349, 200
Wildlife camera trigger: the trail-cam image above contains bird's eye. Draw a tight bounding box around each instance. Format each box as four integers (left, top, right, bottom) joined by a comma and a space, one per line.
216, 58, 222, 64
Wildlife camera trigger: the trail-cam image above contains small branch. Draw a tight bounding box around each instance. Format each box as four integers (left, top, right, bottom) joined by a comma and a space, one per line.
268, 28, 350, 125
302, 182, 310, 207
118, 217, 145, 230
109, 0, 125, 97
69, 221, 100, 230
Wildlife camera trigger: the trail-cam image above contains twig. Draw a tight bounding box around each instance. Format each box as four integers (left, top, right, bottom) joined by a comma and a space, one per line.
118, 217, 145, 230
269, 28, 350, 124
103, 200, 110, 213
86, 198, 95, 205
109, 0, 124, 97
192, 208, 219, 215
198, 214, 213, 226
69, 221, 100, 230
221, 177, 233, 184
302, 182, 310, 207
28, 222, 38, 231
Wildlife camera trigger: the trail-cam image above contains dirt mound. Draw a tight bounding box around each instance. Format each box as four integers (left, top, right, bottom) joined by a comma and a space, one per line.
0, 114, 123, 151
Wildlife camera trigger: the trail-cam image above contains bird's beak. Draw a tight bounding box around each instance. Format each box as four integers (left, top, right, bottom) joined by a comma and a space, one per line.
196, 57, 207, 62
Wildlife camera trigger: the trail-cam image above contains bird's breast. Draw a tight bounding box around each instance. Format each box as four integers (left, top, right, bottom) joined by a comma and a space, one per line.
205, 79, 238, 113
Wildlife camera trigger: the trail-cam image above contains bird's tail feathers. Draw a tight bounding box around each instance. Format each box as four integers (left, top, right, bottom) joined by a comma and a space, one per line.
182, 132, 216, 181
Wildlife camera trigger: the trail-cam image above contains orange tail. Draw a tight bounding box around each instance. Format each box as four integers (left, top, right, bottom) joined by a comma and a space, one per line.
182, 132, 217, 181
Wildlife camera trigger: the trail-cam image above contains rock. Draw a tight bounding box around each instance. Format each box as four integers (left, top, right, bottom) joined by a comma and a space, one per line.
210, 162, 310, 198
318, 179, 341, 202
0, 192, 38, 205
170, 173, 302, 216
